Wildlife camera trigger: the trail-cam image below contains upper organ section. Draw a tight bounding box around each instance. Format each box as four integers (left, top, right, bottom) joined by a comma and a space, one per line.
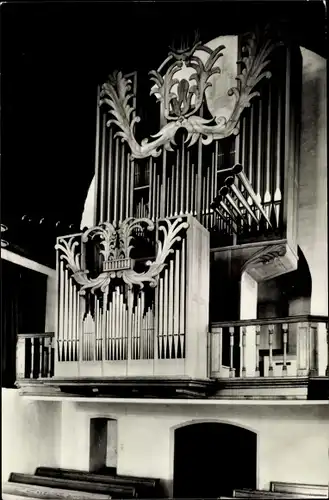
94, 30, 302, 249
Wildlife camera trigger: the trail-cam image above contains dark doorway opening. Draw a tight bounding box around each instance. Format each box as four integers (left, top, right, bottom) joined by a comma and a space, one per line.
89, 418, 118, 474
173, 422, 257, 498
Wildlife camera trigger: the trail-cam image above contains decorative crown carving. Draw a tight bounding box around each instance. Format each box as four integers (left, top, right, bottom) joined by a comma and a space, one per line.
100, 31, 277, 159
55, 217, 189, 293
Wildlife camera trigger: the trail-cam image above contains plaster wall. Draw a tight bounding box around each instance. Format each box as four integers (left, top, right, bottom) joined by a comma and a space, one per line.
298, 48, 327, 315
58, 401, 329, 494
1, 389, 61, 481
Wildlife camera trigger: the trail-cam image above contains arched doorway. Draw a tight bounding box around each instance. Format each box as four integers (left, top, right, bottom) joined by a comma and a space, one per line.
173, 422, 257, 498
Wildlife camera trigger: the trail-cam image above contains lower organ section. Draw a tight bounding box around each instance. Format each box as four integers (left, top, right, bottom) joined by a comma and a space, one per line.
55, 216, 209, 379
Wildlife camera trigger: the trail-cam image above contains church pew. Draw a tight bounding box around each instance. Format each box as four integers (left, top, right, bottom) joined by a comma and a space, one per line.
2, 482, 111, 499
3, 495, 42, 500
35, 467, 160, 497
270, 482, 328, 497
8, 474, 136, 499
234, 489, 325, 499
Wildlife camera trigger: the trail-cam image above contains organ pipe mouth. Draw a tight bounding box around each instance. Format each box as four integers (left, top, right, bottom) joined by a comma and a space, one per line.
224, 176, 235, 187
219, 186, 229, 197
233, 163, 243, 175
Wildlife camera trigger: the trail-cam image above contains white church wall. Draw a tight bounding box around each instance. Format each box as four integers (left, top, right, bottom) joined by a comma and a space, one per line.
1, 389, 61, 481
298, 48, 327, 316
57, 400, 329, 494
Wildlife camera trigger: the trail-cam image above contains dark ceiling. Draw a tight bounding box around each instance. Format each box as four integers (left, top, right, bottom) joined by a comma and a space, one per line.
1, 0, 327, 233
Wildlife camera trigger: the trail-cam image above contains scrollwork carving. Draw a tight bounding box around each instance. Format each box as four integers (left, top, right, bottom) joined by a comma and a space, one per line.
100, 31, 277, 159
55, 217, 189, 293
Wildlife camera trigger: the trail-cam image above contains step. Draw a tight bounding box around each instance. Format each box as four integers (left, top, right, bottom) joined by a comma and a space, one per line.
2, 482, 111, 500
35, 467, 158, 492
8, 474, 136, 499
270, 482, 329, 497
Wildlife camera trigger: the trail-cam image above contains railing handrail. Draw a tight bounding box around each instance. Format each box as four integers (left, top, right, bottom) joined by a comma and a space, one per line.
211, 315, 328, 329
17, 332, 55, 339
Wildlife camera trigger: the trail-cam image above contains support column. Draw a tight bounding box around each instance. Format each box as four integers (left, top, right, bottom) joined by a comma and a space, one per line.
240, 271, 258, 377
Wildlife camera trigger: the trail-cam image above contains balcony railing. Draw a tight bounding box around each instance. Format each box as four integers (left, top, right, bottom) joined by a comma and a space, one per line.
16, 333, 55, 380
210, 315, 328, 379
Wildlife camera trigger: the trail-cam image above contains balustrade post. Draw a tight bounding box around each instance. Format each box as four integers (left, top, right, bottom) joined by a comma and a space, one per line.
47, 336, 53, 378
268, 325, 274, 376
211, 327, 223, 377
16, 337, 26, 380
297, 322, 310, 376
229, 327, 235, 378
282, 323, 288, 376
30, 337, 35, 379
255, 325, 260, 377
314, 321, 329, 377
241, 327, 246, 377
39, 337, 44, 378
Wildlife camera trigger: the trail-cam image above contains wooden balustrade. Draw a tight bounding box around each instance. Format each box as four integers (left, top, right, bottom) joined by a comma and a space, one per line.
210, 316, 328, 379
16, 332, 55, 380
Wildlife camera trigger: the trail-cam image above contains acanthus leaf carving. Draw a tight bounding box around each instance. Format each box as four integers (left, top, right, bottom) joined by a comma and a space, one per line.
55, 217, 189, 293
100, 31, 277, 159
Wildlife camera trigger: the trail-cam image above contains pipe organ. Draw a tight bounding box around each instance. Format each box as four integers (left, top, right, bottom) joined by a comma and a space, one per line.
94, 34, 301, 251
55, 216, 209, 378
54, 29, 301, 380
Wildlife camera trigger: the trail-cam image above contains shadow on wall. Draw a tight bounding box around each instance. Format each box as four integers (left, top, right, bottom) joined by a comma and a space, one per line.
258, 246, 311, 318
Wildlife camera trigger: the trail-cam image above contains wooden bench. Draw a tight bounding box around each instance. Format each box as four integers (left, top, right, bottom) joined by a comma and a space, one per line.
35, 467, 160, 498
233, 488, 323, 499
9, 474, 136, 499
2, 482, 111, 500
270, 482, 329, 498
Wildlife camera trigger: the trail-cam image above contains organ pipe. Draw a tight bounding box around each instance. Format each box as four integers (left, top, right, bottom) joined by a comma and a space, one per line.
106, 128, 113, 222
93, 86, 101, 225
99, 113, 107, 223
264, 83, 272, 223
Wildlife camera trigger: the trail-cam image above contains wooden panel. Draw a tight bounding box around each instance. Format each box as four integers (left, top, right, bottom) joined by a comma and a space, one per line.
184, 216, 210, 378
9, 473, 135, 498
2, 482, 111, 500
271, 482, 328, 497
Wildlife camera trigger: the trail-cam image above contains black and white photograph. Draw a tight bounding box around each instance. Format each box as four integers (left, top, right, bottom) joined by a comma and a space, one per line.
1, 1, 328, 498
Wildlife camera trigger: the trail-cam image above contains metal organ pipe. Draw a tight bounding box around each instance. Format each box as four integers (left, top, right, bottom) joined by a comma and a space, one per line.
99, 113, 107, 223
168, 257, 174, 358
113, 139, 120, 223
149, 157, 153, 220
175, 150, 179, 217
264, 84, 272, 223
197, 138, 203, 219
191, 163, 195, 215
63, 268, 69, 361
180, 136, 185, 215
107, 128, 113, 222
58, 260, 65, 361
256, 99, 263, 218
161, 149, 167, 217
152, 159, 157, 220
186, 151, 190, 214
93, 86, 101, 226
274, 85, 282, 227
179, 238, 186, 356
119, 144, 125, 223
173, 248, 180, 357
